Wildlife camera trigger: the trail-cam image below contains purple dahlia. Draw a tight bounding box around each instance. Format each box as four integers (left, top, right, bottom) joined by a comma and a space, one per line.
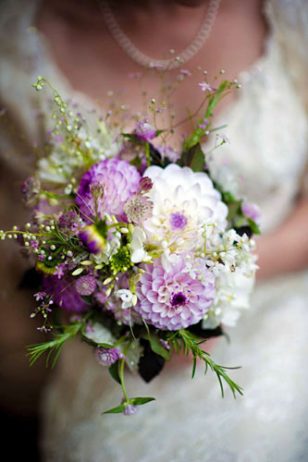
76, 158, 140, 221
135, 258, 215, 330
43, 276, 89, 312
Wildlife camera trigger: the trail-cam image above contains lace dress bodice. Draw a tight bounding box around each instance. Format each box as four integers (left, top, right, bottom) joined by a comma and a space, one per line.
0, 1, 307, 461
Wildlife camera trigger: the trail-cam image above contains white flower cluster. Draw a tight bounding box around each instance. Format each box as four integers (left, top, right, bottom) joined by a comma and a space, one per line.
38, 120, 120, 184
203, 231, 257, 328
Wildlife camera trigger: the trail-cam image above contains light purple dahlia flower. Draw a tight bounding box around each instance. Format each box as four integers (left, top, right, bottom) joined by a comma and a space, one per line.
135, 258, 215, 330
76, 158, 140, 221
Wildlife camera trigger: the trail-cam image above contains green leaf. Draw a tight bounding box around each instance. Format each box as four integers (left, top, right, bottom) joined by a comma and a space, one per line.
130, 397, 156, 405
109, 361, 121, 385
189, 145, 205, 172
27, 322, 83, 368
145, 334, 171, 360
179, 144, 205, 172
205, 80, 231, 118
247, 218, 261, 235
221, 190, 237, 204
102, 404, 126, 414
182, 128, 205, 151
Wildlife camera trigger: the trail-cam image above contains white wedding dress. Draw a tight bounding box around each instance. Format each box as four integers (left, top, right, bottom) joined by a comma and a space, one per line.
0, 1, 308, 461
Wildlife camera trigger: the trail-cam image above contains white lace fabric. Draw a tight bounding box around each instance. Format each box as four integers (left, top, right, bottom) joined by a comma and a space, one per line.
0, 1, 308, 461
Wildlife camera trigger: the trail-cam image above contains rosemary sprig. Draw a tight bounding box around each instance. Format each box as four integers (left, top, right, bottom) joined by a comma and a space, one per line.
168, 329, 243, 398
27, 321, 84, 368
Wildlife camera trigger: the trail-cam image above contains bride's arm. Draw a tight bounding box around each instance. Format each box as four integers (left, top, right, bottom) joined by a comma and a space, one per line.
256, 198, 308, 280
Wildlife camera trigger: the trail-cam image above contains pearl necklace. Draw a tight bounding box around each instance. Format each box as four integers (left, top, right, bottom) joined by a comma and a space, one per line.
99, 0, 221, 71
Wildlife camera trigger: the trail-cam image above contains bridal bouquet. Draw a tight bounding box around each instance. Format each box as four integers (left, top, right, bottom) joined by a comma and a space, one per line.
1, 76, 259, 414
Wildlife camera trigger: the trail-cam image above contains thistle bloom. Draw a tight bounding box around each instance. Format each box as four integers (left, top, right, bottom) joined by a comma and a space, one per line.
75, 275, 97, 296
95, 347, 123, 366
76, 158, 140, 220
136, 257, 215, 330
124, 194, 153, 224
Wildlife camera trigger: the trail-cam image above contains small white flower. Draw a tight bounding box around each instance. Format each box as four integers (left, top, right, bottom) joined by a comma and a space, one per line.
130, 227, 151, 263
115, 289, 136, 309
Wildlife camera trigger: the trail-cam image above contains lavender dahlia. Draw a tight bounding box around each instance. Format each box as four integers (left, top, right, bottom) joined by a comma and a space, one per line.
76, 158, 140, 220
136, 258, 215, 330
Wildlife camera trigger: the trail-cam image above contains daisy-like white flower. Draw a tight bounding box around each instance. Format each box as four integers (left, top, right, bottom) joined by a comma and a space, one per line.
141, 164, 228, 254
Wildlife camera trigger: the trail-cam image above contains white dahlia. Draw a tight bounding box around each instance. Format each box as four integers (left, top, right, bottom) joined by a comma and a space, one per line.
142, 164, 228, 254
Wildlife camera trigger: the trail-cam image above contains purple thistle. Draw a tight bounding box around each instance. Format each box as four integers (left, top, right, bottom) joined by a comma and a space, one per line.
95, 347, 123, 366
124, 194, 153, 224
75, 275, 97, 296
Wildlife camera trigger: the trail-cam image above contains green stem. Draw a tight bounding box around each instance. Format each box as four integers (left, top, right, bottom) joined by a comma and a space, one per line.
118, 358, 129, 402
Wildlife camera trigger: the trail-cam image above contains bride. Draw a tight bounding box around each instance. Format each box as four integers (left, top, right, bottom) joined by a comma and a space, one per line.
0, 0, 308, 460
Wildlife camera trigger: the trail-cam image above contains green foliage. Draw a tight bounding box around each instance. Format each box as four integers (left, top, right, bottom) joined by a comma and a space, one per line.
144, 333, 171, 360
108, 361, 121, 384
102, 397, 155, 414
27, 321, 84, 368
178, 143, 205, 172
168, 330, 243, 398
